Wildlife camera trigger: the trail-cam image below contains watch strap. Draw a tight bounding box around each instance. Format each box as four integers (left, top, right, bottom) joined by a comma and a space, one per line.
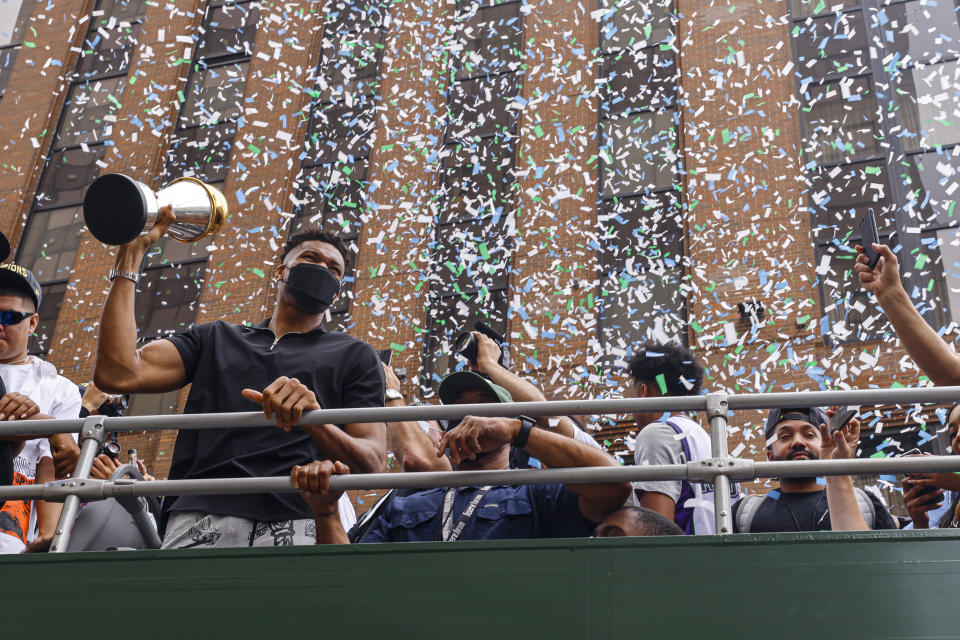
109, 268, 139, 284
512, 415, 535, 449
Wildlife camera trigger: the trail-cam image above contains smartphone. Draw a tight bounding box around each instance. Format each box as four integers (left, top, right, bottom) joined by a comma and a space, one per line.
829, 406, 857, 433
860, 208, 881, 269
378, 349, 393, 366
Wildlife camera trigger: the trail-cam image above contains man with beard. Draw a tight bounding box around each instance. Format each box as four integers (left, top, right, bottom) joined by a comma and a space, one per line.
733, 407, 897, 533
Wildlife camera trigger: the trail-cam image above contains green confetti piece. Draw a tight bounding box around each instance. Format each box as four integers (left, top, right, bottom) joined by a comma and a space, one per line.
476, 242, 490, 260
23, 41, 35, 48
721, 128, 730, 144
389, 342, 405, 352
251, 268, 265, 278
915, 253, 929, 269
864, 165, 881, 175
870, 451, 886, 459
655, 373, 667, 395
533, 125, 545, 138
690, 321, 703, 333
891, 381, 906, 388
176, 89, 185, 102
247, 144, 261, 155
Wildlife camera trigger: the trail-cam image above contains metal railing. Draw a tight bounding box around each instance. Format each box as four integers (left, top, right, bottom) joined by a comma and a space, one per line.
1, 385, 959, 552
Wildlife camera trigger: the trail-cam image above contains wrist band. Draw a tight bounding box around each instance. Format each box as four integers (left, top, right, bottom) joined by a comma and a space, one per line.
512, 415, 535, 449
109, 268, 139, 284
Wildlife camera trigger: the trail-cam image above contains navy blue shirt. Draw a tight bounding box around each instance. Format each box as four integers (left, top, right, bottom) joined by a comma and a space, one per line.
361, 483, 594, 543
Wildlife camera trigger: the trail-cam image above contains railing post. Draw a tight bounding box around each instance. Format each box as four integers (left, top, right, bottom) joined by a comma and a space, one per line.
48, 415, 108, 553
706, 392, 733, 534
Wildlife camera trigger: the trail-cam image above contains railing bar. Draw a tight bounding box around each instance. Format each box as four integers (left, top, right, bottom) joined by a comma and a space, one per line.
4, 456, 960, 501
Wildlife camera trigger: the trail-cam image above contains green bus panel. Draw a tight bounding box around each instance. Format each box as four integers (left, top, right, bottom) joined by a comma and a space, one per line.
1, 530, 957, 639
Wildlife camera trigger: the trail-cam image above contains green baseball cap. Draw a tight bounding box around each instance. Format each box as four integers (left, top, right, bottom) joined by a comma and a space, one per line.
438, 371, 513, 406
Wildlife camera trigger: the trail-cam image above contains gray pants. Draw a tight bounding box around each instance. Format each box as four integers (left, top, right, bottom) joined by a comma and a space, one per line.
161, 511, 316, 549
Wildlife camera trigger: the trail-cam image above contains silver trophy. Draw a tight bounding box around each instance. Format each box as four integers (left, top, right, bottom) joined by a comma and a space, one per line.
82, 173, 228, 245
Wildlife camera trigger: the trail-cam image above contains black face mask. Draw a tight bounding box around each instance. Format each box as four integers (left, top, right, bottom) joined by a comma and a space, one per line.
283, 263, 341, 314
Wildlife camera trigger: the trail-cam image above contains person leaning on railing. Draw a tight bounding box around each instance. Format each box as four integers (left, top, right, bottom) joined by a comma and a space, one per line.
732, 407, 897, 533
292, 371, 632, 544
92, 207, 386, 549
0, 264, 83, 554
625, 340, 739, 535
901, 402, 960, 529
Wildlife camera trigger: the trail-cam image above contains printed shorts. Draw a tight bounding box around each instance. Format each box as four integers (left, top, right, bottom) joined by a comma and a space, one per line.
161, 511, 316, 549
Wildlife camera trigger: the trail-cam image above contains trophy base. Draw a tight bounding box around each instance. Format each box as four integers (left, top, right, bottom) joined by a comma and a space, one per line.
83, 174, 153, 245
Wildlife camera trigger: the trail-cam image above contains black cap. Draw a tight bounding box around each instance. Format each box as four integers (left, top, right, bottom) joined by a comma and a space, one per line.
0, 231, 10, 262
0, 263, 42, 310
764, 406, 830, 440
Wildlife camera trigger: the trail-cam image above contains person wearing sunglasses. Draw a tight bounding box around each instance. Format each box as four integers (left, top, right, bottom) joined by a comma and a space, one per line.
0, 263, 82, 554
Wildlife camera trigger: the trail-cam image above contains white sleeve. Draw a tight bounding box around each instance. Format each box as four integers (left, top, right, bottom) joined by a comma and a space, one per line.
572, 428, 604, 450
48, 377, 82, 420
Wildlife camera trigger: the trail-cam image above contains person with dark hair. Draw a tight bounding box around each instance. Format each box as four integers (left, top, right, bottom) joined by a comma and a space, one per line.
293, 370, 631, 544
0, 264, 82, 553
902, 403, 960, 529
593, 506, 684, 537
93, 207, 385, 548
625, 340, 733, 534
733, 407, 897, 533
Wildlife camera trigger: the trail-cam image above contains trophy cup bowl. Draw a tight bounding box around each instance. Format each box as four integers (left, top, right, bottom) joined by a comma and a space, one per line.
82, 173, 228, 245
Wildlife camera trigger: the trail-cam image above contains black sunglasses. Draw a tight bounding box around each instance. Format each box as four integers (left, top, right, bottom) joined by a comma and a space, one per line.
0, 310, 33, 326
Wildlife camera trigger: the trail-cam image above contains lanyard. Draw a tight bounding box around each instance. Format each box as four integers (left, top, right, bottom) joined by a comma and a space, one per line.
441, 486, 492, 542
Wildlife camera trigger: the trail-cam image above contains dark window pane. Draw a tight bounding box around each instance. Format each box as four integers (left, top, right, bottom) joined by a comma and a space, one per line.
598, 192, 683, 272
600, 46, 677, 116
447, 73, 521, 141
791, 10, 869, 80
423, 288, 508, 390
163, 122, 236, 183
439, 138, 516, 224
180, 62, 249, 128
302, 96, 376, 165
913, 228, 960, 331
0, 0, 35, 47
599, 0, 674, 51
789, 0, 858, 18
198, 1, 260, 61
0, 44, 18, 97
600, 109, 678, 196
800, 75, 882, 165
94, 0, 147, 22
323, 0, 391, 32
54, 76, 126, 149
900, 151, 960, 229
77, 21, 141, 79
316, 27, 383, 100
816, 242, 890, 342
17, 206, 83, 282
453, 1, 522, 79
28, 281, 66, 356
135, 262, 205, 341
600, 268, 687, 347
807, 160, 894, 243
895, 59, 960, 153
34, 146, 107, 210
144, 234, 212, 269
432, 217, 511, 294
293, 160, 368, 231
876, 0, 960, 64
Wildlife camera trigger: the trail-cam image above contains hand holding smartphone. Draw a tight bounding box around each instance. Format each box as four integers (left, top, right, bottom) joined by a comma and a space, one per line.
860, 208, 881, 269
829, 405, 857, 433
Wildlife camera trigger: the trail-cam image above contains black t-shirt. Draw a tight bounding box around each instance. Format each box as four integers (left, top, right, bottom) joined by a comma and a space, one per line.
164, 319, 385, 521
732, 488, 898, 533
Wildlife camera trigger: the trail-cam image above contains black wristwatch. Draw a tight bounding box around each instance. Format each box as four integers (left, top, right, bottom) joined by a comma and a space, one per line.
511, 415, 536, 448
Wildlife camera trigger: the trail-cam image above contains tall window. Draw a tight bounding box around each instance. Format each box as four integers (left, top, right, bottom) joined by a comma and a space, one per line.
289, 0, 391, 331
421, 0, 522, 391
17, 0, 146, 355
595, 0, 685, 364
792, 0, 960, 343
0, 0, 36, 99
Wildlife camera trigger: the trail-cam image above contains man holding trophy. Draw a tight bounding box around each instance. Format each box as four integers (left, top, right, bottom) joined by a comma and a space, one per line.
88, 174, 386, 549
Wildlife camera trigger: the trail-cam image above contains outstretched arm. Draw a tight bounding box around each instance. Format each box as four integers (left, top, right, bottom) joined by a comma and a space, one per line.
819, 418, 869, 531
94, 206, 187, 394
855, 243, 960, 385
439, 417, 631, 522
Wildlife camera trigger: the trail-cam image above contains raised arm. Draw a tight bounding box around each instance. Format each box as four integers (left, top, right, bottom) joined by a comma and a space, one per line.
470, 332, 577, 438
855, 243, 960, 385
93, 205, 187, 394
439, 417, 631, 522
819, 419, 869, 531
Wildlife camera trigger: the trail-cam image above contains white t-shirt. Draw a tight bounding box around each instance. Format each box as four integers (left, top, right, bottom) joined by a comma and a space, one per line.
0, 358, 81, 553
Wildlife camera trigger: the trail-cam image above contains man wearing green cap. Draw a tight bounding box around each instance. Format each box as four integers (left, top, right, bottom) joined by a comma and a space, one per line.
291, 367, 631, 543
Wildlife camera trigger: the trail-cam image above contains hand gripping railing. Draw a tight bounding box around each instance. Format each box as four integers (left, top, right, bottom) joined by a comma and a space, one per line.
2, 385, 960, 550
